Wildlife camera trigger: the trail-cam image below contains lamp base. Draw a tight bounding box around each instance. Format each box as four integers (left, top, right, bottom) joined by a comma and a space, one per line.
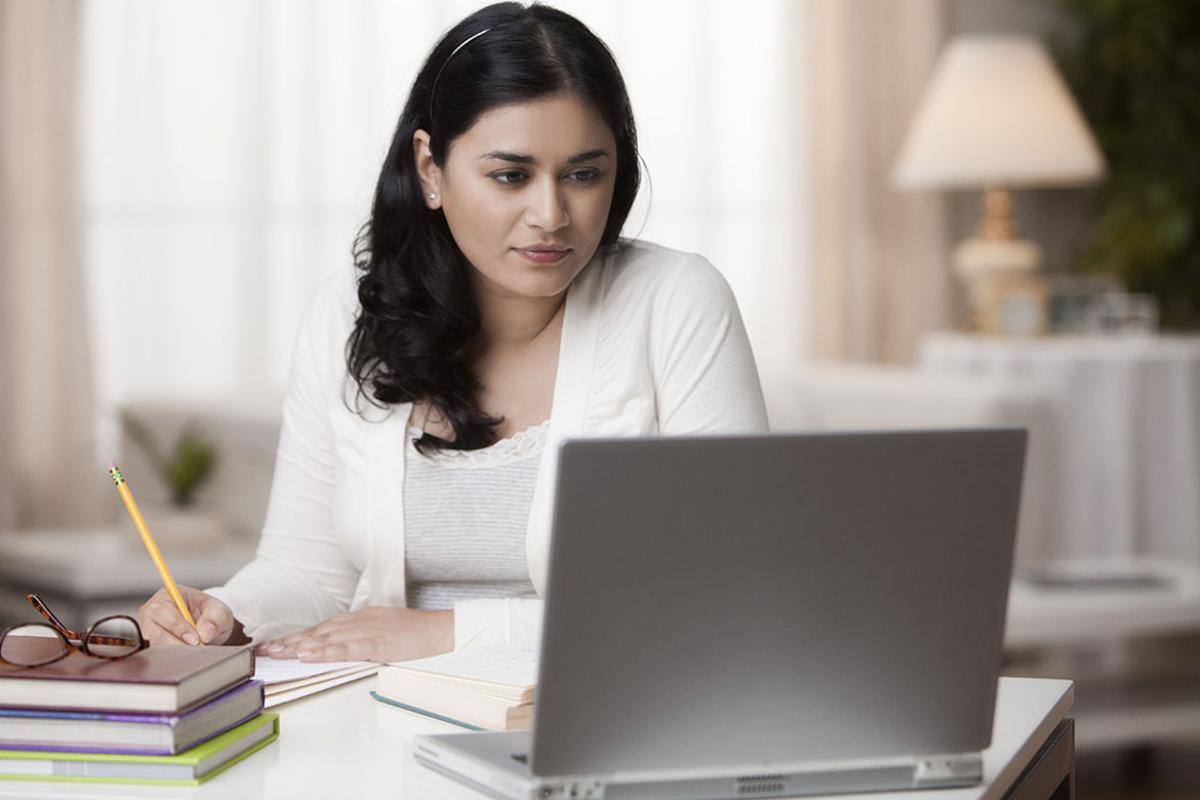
954, 237, 1047, 335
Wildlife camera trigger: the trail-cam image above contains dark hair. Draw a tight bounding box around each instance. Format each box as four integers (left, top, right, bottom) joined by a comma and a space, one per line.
346, 2, 641, 452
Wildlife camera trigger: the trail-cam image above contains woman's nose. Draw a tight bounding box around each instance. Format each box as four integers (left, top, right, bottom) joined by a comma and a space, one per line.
525, 178, 569, 231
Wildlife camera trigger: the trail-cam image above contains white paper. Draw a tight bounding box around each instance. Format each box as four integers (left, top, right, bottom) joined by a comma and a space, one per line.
254, 656, 377, 686
0, 760, 53, 776
264, 669, 376, 708
390, 644, 538, 687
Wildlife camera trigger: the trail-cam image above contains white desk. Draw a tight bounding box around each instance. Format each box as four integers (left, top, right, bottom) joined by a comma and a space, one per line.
0, 676, 1074, 800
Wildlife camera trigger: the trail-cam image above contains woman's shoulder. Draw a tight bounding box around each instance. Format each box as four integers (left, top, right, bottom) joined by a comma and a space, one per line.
296, 266, 360, 344
286, 266, 362, 387
604, 238, 714, 281
309, 265, 361, 317
597, 238, 739, 317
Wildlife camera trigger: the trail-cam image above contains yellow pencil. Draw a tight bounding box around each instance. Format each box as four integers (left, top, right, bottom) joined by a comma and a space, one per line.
108, 463, 198, 630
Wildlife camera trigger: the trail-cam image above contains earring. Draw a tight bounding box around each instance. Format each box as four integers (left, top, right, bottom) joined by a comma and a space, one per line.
428, 192, 438, 199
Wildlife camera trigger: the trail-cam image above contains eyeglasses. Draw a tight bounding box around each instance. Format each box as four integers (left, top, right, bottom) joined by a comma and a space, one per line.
0, 594, 148, 668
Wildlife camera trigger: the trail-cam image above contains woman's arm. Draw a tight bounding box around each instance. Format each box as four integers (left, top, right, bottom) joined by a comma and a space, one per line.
651, 255, 770, 435
452, 597, 544, 650
204, 273, 362, 643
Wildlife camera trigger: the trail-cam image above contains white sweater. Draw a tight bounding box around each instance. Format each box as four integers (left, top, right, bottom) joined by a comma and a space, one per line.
207, 239, 769, 648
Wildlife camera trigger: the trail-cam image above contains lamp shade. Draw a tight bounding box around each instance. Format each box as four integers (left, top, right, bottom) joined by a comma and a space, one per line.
892, 35, 1106, 190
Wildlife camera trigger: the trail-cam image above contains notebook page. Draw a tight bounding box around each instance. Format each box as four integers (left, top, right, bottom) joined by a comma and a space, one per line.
264, 669, 376, 708
391, 644, 538, 687
254, 657, 376, 686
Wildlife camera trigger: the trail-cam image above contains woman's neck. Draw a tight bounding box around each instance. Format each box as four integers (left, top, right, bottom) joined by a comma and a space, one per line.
475, 290, 566, 351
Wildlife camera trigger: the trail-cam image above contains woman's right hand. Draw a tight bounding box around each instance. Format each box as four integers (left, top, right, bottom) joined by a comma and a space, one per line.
137, 586, 237, 646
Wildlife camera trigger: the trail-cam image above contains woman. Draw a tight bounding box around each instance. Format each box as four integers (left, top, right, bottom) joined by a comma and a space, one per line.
137, 1, 768, 662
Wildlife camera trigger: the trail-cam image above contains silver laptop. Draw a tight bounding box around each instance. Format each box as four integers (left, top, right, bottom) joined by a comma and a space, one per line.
412, 429, 1026, 800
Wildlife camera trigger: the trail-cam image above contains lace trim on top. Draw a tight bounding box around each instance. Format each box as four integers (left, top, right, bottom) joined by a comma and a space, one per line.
406, 419, 550, 469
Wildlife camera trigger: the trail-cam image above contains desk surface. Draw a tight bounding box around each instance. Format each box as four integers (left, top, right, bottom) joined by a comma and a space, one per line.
0, 676, 1073, 800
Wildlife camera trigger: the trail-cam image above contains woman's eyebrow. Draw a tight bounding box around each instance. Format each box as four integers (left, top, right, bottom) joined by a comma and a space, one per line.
478, 149, 610, 165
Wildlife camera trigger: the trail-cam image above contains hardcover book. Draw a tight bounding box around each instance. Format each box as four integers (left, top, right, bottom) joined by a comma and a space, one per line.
0, 638, 254, 713
0, 679, 264, 755
0, 712, 278, 786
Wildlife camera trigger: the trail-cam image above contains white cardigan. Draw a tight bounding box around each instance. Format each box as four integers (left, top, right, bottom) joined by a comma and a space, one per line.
207, 239, 769, 648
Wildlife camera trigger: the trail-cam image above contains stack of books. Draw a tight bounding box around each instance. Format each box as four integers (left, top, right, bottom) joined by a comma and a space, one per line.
372, 644, 536, 731
0, 636, 276, 786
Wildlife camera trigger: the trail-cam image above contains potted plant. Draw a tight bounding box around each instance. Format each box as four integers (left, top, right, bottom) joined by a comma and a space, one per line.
1052, 0, 1200, 329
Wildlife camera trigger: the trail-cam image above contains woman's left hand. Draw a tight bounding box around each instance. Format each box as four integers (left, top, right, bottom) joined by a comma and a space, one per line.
256, 607, 454, 663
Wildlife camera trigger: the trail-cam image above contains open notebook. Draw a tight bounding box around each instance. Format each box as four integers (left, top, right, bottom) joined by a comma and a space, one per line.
254, 658, 380, 708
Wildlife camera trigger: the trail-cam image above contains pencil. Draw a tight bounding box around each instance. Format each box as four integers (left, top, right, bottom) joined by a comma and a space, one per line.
108, 463, 198, 630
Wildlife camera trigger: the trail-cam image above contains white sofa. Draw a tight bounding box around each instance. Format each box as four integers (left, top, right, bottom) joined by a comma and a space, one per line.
117, 397, 283, 542
762, 363, 1057, 567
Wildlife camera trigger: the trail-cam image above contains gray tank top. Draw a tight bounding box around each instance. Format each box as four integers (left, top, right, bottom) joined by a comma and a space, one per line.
403, 421, 547, 609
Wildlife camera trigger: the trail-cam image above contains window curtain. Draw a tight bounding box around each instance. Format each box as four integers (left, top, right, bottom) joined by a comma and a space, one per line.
804, 0, 950, 363
0, 0, 103, 528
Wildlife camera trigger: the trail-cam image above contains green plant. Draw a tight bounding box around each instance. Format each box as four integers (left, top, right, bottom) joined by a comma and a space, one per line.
121, 412, 217, 507
1052, 0, 1200, 329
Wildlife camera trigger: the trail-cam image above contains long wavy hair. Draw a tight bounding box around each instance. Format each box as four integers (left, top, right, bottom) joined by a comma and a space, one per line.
347, 2, 641, 453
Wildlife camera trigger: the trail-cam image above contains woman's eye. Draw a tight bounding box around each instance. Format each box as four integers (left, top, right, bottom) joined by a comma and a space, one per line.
492, 171, 527, 185
568, 169, 600, 183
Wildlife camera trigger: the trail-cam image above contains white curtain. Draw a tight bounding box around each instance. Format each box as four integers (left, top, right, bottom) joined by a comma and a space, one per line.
1, 0, 104, 528
804, 0, 949, 363
79, 0, 809, 451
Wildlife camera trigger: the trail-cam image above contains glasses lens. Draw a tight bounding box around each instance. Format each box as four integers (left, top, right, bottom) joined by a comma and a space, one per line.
86, 617, 143, 658
1, 624, 68, 666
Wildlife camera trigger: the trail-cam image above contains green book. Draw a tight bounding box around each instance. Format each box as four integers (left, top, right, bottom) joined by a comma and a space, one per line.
0, 712, 278, 786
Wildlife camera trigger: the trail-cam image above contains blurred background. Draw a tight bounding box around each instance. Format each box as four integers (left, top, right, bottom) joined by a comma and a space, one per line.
1, 1, 1198, 796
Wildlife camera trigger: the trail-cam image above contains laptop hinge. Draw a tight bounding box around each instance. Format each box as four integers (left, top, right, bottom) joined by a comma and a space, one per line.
912, 753, 983, 788
530, 778, 605, 799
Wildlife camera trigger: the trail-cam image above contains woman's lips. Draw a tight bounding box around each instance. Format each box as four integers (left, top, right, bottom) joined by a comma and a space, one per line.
514, 248, 571, 264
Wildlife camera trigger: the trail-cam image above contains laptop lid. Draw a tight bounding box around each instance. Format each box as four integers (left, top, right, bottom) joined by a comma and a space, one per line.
531, 429, 1025, 777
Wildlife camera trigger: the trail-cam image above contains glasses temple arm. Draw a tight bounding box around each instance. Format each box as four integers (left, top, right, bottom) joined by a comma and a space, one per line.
25, 594, 83, 640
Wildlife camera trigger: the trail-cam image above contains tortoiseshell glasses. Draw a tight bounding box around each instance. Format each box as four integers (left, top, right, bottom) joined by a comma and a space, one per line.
0, 594, 148, 667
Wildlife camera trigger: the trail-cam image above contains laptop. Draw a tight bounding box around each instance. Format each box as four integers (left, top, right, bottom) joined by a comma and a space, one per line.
412, 428, 1026, 800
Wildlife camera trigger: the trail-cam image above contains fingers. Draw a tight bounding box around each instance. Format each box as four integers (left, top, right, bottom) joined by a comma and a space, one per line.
193, 597, 234, 645
142, 618, 192, 646
259, 629, 326, 660
251, 607, 446, 663
137, 586, 231, 647
257, 622, 362, 660
138, 590, 200, 646
297, 639, 375, 663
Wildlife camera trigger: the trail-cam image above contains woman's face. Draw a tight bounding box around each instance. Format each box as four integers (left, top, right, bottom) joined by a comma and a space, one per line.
414, 92, 618, 302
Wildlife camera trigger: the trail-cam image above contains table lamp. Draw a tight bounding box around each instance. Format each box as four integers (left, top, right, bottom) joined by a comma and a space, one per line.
892, 35, 1106, 334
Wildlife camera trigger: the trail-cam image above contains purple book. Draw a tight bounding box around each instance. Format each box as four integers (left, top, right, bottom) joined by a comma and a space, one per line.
0, 679, 263, 755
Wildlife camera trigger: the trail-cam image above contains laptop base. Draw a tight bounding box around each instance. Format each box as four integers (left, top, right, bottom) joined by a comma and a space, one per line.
413, 731, 983, 800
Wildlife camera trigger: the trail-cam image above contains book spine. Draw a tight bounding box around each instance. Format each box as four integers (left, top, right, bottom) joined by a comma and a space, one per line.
0, 709, 169, 724
0, 742, 176, 757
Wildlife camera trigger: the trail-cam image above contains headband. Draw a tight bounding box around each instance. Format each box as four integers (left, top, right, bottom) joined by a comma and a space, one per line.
428, 26, 495, 124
